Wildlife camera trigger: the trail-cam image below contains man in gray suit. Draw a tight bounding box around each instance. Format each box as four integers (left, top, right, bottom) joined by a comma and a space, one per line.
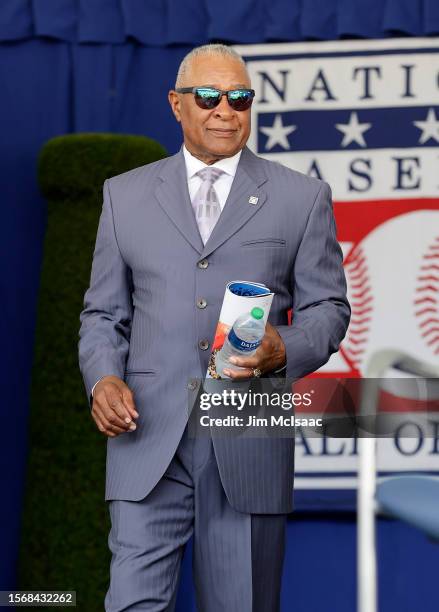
79, 44, 350, 611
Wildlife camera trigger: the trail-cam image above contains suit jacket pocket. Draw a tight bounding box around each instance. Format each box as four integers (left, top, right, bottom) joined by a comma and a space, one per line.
241, 238, 286, 248
124, 369, 157, 376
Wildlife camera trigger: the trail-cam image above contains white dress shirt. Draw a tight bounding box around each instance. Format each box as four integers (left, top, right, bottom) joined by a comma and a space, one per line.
183, 144, 242, 209
91, 145, 284, 398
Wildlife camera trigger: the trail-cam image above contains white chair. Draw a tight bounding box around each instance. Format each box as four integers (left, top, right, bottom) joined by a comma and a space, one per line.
357, 349, 439, 612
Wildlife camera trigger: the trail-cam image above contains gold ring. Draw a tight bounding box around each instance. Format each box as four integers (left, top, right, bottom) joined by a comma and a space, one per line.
253, 368, 262, 378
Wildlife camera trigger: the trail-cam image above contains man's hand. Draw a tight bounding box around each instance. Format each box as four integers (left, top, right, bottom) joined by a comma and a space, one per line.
223, 322, 286, 380
92, 375, 139, 437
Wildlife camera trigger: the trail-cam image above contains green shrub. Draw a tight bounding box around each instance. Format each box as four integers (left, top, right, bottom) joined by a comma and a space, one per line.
38, 132, 167, 199
18, 133, 167, 611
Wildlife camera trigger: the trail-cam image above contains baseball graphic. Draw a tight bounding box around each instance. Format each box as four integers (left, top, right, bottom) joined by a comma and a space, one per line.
341, 210, 439, 376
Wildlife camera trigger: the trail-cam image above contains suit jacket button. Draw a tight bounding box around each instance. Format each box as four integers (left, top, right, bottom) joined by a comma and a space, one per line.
198, 339, 209, 350
197, 298, 207, 309
198, 259, 209, 269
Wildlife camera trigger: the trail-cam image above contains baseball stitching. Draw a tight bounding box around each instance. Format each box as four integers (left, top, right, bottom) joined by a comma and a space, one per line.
342, 246, 373, 372
415, 236, 439, 355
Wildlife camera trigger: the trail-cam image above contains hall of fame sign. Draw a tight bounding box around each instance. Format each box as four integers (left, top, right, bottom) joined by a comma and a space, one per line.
236, 38, 439, 509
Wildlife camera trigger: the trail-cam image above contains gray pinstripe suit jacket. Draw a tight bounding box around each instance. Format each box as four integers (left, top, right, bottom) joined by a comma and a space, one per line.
78, 145, 350, 514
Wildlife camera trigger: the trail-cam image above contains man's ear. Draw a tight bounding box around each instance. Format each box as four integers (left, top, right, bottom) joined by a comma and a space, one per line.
168, 90, 181, 123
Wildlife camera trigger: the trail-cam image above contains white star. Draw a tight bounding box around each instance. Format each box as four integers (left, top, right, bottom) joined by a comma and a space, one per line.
259, 114, 296, 151
335, 111, 371, 148
413, 108, 439, 144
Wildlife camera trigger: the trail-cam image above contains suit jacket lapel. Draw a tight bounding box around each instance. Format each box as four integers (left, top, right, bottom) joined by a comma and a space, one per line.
154, 149, 204, 255
200, 146, 268, 259
154, 146, 268, 258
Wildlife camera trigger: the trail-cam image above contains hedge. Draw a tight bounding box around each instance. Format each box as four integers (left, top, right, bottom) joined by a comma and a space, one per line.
18, 133, 167, 610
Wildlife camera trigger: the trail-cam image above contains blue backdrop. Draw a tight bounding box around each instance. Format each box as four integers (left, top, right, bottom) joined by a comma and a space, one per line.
1, 1, 438, 609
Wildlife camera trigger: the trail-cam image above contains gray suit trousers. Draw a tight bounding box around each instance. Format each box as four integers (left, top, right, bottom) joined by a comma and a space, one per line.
105, 426, 287, 612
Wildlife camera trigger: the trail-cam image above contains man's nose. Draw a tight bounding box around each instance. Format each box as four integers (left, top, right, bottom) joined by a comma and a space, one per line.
213, 94, 234, 118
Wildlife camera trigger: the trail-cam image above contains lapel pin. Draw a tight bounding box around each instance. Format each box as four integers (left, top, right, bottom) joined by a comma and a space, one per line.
248, 196, 259, 205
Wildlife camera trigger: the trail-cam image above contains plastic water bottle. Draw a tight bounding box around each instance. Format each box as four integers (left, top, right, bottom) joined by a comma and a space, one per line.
215, 307, 265, 379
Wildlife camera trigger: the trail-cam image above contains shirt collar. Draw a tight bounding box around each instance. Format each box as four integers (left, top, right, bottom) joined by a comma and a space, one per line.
183, 144, 242, 180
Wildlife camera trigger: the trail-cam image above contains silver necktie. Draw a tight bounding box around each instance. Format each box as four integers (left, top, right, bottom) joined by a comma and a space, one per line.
192, 166, 224, 245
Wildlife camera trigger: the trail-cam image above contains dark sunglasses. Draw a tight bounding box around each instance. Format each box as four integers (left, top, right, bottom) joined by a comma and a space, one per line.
175, 87, 255, 111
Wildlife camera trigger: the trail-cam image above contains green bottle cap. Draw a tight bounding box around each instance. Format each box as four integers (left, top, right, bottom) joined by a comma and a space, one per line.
251, 307, 264, 320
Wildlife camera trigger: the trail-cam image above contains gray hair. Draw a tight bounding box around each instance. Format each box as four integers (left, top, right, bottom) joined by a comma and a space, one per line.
175, 44, 248, 88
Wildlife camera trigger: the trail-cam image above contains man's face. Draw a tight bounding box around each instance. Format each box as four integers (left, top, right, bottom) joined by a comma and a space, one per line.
169, 55, 252, 164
